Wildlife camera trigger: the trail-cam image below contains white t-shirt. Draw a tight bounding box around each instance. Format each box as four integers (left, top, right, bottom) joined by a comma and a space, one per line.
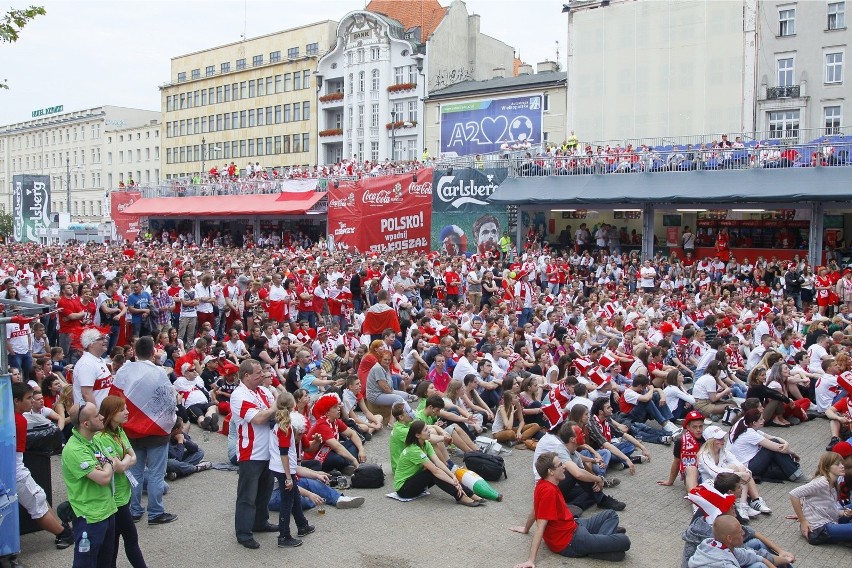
691, 374, 718, 401
727, 428, 765, 464
72, 351, 114, 408
639, 267, 656, 288
268, 423, 298, 475
663, 385, 695, 413
173, 376, 209, 406
230, 383, 274, 462
814, 374, 839, 413
808, 344, 829, 375
6, 322, 30, 354
532, 433, 571, 481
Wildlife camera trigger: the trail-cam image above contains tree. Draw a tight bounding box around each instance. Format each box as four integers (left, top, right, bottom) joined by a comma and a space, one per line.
0, 212, 13, 238
1, 6, 46, 90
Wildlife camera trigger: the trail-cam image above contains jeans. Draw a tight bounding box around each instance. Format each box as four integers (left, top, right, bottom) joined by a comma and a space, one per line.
235, 459, 274, 542
557, 472, 603, 510
270, 478, 342, 511
72, 514, 115, 568
129, 442, 169, 520
167, 447, 205, 477
274, 473, 308, 539
730, 384, 748, 399
747, 447, 799, 480
824, 517, 852, 543
627, 392, 673, 426
519, 307, 534, 328
369, 392, 413, 416
612, 441, 636, 466
671, 398, 691, 420
581, 449, 612, 476
626, 422, 669, 445
298, 311, 318, 329
8, 351, 32, 380
177, 316, 197, 347
306, 439, 358, 473
397, 468, 471, 501
559, 510, 631, 560
112, 503, 146, 568
107, 323, 120, 354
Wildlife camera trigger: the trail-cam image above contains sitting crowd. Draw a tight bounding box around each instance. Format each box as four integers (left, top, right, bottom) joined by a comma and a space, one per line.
4, 230, 852, 565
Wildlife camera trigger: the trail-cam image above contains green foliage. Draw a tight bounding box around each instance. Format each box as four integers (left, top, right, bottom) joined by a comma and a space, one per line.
1, 6, 46, 89
0, 212, 13, 237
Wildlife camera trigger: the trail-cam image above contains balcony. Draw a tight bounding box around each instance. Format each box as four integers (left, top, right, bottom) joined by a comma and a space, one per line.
319, 92, 344, 107
766, 85, 800, 100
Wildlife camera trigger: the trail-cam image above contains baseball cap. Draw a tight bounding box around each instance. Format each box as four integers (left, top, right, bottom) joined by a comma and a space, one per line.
202, 355, 216, 365
832, 441, 852, 458
702, 425, 727, 440
683, 410, 706, 426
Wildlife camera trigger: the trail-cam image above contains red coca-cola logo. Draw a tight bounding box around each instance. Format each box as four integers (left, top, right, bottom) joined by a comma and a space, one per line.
361, 183, 403, 205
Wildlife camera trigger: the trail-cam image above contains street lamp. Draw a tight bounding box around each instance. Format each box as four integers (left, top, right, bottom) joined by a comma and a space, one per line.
201, 137, 222, 176
389, 111, 414, 162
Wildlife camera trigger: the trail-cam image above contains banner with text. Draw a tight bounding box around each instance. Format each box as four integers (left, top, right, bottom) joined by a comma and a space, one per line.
11, 174, 51, 243
327, 169, 432, 254
439, 94, 543, 157
431, 167, 508, 256
110, 190, 143, 243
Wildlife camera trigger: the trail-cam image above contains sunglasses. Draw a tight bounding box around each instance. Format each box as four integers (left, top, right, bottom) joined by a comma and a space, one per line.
77, 401, 88, 424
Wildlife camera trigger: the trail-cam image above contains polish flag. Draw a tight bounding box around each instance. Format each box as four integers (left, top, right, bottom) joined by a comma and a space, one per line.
548, 383, 570, 408
685, 483, 736, 524
541, 403, 565, 430
588, 366, 610, 386
573, 357, 593, 375
598, 351, 617, 369
110, 362, 177, 438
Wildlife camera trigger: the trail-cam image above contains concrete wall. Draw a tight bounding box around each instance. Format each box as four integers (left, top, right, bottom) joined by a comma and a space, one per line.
567, 0, 748, 142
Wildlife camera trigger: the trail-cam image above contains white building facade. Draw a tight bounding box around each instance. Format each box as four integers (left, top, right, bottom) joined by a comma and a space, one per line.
0, 105, 160, 222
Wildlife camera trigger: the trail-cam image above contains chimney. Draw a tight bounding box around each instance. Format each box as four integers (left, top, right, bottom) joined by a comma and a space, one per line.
518, 63, 533, 75
492, 66, 506, 79
537, 61, 558, 73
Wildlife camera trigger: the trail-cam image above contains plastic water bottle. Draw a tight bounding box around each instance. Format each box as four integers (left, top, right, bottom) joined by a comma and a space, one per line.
78, 531, 90, 553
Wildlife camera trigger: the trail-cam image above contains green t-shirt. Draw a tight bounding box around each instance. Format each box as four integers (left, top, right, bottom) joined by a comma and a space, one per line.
95, 428, 132, 507
61, 429, 118, 523
389, 421, 411, 473
414, 400, 436, 425
393, 441, 434, 491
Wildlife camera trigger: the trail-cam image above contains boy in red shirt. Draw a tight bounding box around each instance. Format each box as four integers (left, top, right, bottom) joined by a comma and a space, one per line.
513, 451, 630, 565
13, 382, 74, 549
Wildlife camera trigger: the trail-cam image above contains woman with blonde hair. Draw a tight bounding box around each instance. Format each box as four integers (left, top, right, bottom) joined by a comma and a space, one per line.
492, 391, 540, 447
96, 395, 146, 567
789, 451, 852, 544
269, 391, 312, 548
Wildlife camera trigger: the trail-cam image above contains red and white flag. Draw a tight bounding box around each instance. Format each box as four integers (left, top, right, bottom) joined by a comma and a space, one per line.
110, 362, 177, 438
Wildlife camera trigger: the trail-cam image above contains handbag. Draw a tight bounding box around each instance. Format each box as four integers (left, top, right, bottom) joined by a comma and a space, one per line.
807, 525, 831, 545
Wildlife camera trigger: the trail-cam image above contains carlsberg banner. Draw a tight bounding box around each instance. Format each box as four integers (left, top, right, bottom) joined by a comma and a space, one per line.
12, 175, 51, 243
431, 167, 508, 257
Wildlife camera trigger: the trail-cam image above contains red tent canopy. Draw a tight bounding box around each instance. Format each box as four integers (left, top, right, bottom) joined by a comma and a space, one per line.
121, 191, 325, 217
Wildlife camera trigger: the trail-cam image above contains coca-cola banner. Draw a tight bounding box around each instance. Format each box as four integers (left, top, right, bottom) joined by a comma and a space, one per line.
431, 167, 509, 256
110, 190, 143, 243
327, 169, 432, 254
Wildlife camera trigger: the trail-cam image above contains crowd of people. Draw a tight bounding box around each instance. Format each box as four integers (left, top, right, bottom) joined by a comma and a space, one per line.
5, 230, 852, 566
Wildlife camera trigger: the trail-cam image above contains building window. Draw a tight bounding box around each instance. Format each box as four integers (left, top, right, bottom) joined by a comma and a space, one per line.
371, 69, 380, 91
371, 47, 380, 61
303, 101, 310, 121
249, 81, 256, 98
177, 72, 186, 82
303, 70, 310, 89
239, 110, 246, 128
347, 52, 354, 65
359, 71, 365, 92
284, 73, 292, 91
543, 93, 550, 111
166, 97, 172, 112
283, 136, 290, 153
252, 54, 263, 67
275, 105, 282, 123
777, 57, 794, 86
191, 68, 200, 79
371, 141, 379, 162
768, 109, 800, 139
274, 136, 282, 154
302, 133, 310, 153
826, 52, 844, 83
221, 62, 230, 73
408, 100, 417, 122
275, 74, 282, 93
205, 65, 215, 77
257, 107, 265, 126
287, 47, 299, 59
825, 105, 842, 134
394, 67, 404, 84
293, 134, 301, 153
270, 51, 281, 63
240, 81, 247, 98
236, 58, 246, 70
306, 43, 318, 56
294, 71, 301, 90
779, 8, 795, 36
408, 65, 417, 84
266, 137, 273, 155
358, 105, 365, 128
284, 104, 291, 123
371, 104, 379, 127
829, 2, 846, 29
293, 102, 301, 122
248, 109, 256, 127
357, 49, 365, 63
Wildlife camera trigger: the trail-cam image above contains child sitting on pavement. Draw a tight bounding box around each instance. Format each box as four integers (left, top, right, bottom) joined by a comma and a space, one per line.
166, 418, 212, 480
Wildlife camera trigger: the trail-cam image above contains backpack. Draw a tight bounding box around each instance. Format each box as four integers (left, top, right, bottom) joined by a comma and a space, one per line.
350, 463, 385, 488
463, 451, 507, 482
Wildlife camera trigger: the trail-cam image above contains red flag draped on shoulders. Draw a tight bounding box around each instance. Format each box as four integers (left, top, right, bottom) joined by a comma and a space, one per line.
110, 362, 176, 439
362, 303, 400, 335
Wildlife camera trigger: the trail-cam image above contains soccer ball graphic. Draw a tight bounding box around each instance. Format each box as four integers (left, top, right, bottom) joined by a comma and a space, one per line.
509, 116, 534, 142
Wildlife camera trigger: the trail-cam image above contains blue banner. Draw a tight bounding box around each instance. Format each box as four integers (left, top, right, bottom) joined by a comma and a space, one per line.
439, 95, 542, 157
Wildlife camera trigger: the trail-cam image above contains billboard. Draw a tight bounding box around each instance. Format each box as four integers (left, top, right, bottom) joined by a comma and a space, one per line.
327, 169, 433, 254
110, 190, 143, 243
439, 94, 543, 157
431, 167, 508, 256
11, 175, 51, 243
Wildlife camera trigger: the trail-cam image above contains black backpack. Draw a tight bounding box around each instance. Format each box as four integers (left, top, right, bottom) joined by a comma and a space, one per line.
350, 463, 385, 488
463, 451, 507, 482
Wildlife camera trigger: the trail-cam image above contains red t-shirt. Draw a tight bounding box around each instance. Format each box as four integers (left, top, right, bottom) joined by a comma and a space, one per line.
303, 417, 348, 463
15, 412, 27, 453
57, 295, 84, 334
534, 478, 577, 552
445, 271, 460, 295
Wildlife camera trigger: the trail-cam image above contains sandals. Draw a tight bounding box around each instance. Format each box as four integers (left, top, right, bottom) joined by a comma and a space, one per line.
765, 421, 790, 428
457, 499, 483, 507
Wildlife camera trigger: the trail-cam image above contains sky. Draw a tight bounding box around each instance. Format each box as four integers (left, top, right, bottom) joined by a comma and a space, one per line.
1, 0, 568, 125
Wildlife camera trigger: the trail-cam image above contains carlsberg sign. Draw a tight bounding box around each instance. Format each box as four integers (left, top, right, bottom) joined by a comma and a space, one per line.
431, 167, 508, 212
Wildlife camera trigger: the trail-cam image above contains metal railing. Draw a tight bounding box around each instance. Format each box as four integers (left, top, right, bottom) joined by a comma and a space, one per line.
508, 139, 852, 178
766, 85, 801, 100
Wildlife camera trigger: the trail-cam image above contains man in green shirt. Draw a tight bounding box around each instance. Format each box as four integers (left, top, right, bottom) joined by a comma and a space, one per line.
62, 401, 119, 567
499, 231, 512, 258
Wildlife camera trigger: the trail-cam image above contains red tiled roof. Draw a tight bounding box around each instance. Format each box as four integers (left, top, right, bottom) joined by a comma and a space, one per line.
366, 0, 448, 40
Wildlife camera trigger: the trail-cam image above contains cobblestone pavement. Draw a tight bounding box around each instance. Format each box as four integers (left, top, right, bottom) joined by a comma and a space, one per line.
17, 416, 851, 567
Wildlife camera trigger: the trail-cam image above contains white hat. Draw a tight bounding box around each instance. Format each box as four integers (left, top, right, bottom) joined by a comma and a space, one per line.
702, 425, 727, 440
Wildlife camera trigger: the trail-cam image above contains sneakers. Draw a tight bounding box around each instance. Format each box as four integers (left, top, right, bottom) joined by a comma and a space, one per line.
630, 455, 649, 464
827, 436, 842, 451
55, 527, 74, 550
195, 461, 213, 472
598, 495, 626, 511
602, 477, 621, 488
789, 468, 804, 482
660, 435, 673, 446
613, 461, 628, 471
749, 497, 772, 514
662, 421, 679, 433
148, 513, 178, 525
208, 414, 220, 432
165, 472, 178, 481
277, 537, 303, 548
297, 524, 316, 537
335, 495, 365, 509
199, 415, 212, 430
736, 502, 760, 519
